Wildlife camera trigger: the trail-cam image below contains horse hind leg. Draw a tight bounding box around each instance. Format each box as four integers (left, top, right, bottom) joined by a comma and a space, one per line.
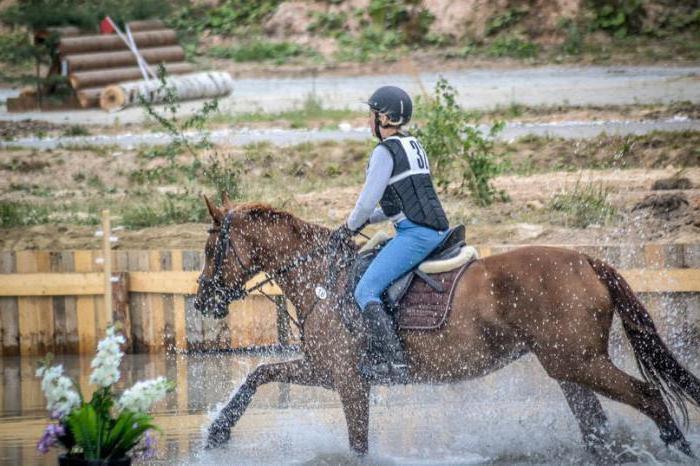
557, 381, 612, 457
546, 354, 694, 458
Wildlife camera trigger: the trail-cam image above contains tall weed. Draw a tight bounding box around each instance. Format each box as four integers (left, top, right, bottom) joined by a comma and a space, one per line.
549, 180, 617, 228
414, 78, 507, 206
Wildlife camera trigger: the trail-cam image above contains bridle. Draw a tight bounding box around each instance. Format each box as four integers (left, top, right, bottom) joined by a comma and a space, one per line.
196, 212, 251, 318
196, 211, 358, 328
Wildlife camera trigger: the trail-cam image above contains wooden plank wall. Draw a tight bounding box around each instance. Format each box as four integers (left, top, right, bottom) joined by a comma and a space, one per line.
0, 245, 698, 355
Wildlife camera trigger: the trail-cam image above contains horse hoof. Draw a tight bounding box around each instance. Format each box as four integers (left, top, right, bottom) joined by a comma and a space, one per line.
206, 423, 231, 449
669, 439, 695, 458
585, 443, 617, 463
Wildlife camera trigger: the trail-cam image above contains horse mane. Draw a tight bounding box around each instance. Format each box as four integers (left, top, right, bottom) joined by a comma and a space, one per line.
234, 202, 329, 237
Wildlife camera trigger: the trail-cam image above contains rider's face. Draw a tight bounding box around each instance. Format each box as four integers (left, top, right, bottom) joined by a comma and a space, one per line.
369, 110, 377, 137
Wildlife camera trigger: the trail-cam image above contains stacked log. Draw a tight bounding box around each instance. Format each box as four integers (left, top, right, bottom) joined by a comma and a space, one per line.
8, 20, 226, 112
100, 71, 235, 111
64, 46, 185, 72
69, 62, 194, 89
59, 29, 178, 55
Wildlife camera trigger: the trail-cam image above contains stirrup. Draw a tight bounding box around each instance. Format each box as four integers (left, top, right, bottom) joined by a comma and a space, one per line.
358, 358, 409, 383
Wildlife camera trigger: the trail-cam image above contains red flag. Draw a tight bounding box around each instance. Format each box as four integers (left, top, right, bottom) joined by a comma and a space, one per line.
100, 17, 115, 34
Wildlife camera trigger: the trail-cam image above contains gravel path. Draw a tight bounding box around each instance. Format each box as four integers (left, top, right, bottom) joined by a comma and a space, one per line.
1, 65, 698, 126
2, 117, 698, 150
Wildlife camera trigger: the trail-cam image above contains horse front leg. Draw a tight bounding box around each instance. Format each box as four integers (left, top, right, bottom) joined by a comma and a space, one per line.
207, 358, 326, 448
336, 373, 371, 455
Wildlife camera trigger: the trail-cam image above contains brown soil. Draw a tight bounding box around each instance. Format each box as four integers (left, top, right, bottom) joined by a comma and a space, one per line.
1, 167, 697, 251
1, 131, 698, 251
0, 119, 67, 140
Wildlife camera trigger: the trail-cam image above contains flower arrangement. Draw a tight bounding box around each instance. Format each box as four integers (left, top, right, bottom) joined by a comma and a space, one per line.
36, 326, 174, 464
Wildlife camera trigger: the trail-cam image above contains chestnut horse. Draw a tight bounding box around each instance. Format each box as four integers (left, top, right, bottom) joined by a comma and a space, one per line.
195, 198, 699, 459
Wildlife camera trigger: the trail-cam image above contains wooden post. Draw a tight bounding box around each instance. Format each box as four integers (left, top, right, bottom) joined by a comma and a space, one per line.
102, 210, 113, 328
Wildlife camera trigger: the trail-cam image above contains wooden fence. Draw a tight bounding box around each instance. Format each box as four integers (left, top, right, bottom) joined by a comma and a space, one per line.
0, 243, 699, 356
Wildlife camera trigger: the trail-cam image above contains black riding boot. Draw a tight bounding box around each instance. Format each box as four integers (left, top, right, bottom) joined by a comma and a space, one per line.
361, 302, 408, 381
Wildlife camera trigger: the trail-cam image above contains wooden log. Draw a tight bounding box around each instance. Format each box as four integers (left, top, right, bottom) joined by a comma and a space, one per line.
70, 62, 194, 90
76, 87, 102, 108
147, 250, 166, 352
74, 251, 96, 354
16, 251, 53, 356
50, 252, 78, 354
127, 20, 166, 32
0, 272, 104, 295
0, 252, 19, 356
99, 71, 234, 111
171, 250, 188, 352
112, 272, 131, 349
65, 46, 186, 72
59, 29, 178, 55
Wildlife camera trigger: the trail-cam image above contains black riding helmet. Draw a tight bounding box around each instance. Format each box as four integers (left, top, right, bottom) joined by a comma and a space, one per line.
367, 86, 413, 138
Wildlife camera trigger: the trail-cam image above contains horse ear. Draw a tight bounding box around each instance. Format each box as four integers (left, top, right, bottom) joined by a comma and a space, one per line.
204, 195, 222, 223
221, 191, 234, 209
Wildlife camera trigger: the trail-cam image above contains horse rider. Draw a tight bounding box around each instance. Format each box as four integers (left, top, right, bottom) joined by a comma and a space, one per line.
335, 86, 450, 379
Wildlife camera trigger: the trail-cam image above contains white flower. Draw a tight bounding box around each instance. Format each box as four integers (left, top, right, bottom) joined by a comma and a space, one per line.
36, 364, 81, 419
89, 327, 126, 388
117, 377, 172, 413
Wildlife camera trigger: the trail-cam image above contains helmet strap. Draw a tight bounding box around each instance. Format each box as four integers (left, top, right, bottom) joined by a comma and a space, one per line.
374, 112, 383, 141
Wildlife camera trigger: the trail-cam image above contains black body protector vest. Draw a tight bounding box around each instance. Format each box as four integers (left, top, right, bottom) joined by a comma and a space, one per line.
378, 135, 449, 231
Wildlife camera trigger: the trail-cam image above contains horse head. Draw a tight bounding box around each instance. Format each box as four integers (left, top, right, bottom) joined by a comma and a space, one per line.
193, 194, 259, 319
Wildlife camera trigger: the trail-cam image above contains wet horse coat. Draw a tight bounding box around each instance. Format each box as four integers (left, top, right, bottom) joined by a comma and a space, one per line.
195, 199, 699, 458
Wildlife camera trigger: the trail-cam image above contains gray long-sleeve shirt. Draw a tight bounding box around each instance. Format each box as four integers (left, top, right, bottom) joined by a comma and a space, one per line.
346, 144, 396, 231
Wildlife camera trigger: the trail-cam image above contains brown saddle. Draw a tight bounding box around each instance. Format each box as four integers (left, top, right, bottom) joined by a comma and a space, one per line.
351, 225, 476, 331
393, 259, 473, 330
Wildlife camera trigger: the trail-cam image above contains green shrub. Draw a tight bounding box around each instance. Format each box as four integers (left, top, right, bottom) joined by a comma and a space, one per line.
368, 0, 434, 43
414, 78, 507, 206
1, 0, 174, 30
121, 193, 207, 228
170, 0, 279, 36
308, 11, 348, 36
0, 31, 34, 65
201, 154, 241, 199
485, 8, 528, 36
560, 19, 584, 55
208, 41, 309, 63
589, 0, 644, 38
62, 125, 90, 137
0, 201, 51, 227
336, 28, 402, 61
487, 36, 539, 58
549, 180, 617, 228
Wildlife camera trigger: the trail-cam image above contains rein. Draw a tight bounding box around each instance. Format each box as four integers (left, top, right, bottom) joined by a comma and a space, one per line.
199, 211, 353, 331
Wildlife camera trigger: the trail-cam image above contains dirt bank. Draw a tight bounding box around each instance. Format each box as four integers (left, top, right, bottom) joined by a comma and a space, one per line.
1, 166, 697, 251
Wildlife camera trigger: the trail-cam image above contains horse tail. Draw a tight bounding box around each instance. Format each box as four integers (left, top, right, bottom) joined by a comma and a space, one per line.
587, 256, 700, 425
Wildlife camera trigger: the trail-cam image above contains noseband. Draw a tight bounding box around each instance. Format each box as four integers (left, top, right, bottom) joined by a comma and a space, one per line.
196, 212, 255, 318
196, 210, 358, 326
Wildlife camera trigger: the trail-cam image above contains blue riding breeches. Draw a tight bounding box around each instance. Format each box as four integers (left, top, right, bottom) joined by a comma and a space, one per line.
354, 219, 447, 311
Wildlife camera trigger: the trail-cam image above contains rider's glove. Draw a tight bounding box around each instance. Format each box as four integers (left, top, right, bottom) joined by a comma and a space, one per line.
329, 224, 354, 246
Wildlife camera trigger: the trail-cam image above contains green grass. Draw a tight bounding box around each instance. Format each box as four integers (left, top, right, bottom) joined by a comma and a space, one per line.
61, 125, 90, 137
211, 94, 362, 129
208, 40, 313, 64
0, 201, 51, 227
548, 180, 617, 228
120, 194, 208, 228
486, 36, 539, 58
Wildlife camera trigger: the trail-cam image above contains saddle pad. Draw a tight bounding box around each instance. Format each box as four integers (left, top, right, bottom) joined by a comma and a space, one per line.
395, 259, 473, 330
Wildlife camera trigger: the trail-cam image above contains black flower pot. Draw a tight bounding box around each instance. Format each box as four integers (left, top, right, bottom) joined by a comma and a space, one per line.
58, 454, 131, 466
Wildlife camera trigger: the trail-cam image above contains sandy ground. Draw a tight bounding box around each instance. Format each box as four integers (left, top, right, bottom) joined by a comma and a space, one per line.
1, 167, 697, 251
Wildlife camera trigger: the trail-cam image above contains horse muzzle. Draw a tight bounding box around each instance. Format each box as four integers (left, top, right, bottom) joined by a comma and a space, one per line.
194, 276, 247, 319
